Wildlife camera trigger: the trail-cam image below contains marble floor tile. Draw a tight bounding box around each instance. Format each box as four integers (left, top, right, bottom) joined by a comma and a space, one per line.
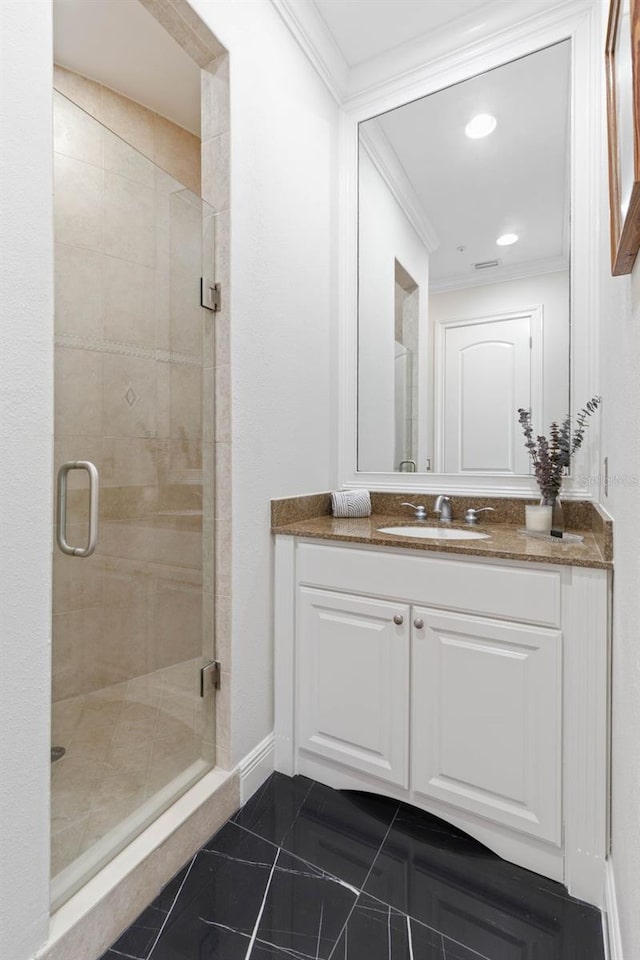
254, 848, 357, 959
148, 823, 278, 959
108, 863, 191, 960
231, 770, 314, 846
280, 783, 399, 889
363, 801, 604, 960
99, 774, 604, 960
332, 893, 447, 960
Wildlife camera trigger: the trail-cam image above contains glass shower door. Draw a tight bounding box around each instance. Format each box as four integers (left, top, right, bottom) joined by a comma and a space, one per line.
51, 91, 216, 907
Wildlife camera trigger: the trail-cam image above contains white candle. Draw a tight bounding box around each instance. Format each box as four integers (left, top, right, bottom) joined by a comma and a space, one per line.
525, 505, 552, 533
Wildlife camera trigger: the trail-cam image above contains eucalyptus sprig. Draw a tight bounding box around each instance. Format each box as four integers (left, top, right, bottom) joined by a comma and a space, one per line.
517, 397, 602, 501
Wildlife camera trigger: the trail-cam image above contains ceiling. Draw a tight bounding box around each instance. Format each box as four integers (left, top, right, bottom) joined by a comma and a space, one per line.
363, 40, 571, 287
313, 0, 497, 68
53, 0, 201, 135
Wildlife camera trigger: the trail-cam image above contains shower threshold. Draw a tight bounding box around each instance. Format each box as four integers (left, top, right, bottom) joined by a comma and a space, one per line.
51, 757, 211, 911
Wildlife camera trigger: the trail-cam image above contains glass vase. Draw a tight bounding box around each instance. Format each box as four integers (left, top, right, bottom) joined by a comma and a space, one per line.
541, 493, 564, 533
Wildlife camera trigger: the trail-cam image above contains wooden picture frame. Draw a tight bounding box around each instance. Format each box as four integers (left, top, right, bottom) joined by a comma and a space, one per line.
606, 0, 640, 275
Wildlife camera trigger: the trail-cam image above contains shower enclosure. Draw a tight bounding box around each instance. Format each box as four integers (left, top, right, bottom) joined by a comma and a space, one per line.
51, 90, 216, 907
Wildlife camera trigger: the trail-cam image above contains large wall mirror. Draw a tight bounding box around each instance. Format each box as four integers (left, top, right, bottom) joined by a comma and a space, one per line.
357, 41, 572, 477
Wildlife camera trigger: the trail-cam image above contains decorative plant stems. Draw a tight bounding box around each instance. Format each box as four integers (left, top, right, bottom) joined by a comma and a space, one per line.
517, 397, 602, 502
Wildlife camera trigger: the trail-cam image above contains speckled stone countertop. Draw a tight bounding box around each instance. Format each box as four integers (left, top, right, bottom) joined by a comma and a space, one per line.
271, 495, 613, 570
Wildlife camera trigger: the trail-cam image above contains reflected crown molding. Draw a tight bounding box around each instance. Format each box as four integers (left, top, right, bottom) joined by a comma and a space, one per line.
271, 0, 596, 105
359, 122, 440, 253
430, 254, 570, 294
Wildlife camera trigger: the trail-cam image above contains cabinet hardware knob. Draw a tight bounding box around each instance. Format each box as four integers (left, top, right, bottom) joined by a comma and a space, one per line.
393, 614, 404, 625
413, 618, 424, 629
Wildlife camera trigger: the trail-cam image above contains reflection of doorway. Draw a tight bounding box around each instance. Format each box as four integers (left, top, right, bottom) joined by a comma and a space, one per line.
394, 260, 419, 470
436, 308, 542, 474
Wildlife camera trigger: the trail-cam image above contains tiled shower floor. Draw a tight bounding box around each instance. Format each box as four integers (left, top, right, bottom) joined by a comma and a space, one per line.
51, 658, 211, 879
99, 772, 605, 960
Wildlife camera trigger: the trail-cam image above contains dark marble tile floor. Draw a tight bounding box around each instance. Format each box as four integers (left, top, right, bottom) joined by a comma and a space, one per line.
100, 772, 604, 960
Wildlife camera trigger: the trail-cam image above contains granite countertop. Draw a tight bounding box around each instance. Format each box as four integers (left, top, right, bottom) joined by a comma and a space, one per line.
271, 513, 612, 570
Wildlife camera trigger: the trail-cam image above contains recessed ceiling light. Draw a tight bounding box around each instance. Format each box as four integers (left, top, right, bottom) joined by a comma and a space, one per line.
496, 233, 519, 246
465, 114, 497, 139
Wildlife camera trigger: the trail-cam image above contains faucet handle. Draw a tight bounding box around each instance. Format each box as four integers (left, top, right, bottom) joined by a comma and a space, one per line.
464, 506, 495, 525
401, 502, 427, 521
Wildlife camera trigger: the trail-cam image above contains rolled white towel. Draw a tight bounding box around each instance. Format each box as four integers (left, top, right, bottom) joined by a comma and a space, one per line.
331, 488, 371, 518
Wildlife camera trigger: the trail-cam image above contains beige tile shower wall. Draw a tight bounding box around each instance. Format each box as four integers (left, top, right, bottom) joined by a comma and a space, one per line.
52, 91, 210, 702
53, 65, 200, 196
201, 54, 231, 769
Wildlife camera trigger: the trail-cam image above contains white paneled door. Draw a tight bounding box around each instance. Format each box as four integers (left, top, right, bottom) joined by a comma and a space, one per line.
412, 607, 561, 844
297, 587, 410, 787
439, 312, 537, 474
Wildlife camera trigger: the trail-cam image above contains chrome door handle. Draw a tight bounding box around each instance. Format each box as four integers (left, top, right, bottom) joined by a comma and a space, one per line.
413, 618, 424, 629
56, 460, 99, 557
393, 614, 404, 625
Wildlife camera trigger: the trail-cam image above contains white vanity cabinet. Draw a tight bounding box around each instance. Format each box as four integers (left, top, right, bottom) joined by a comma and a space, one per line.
274, 536, 610, 907
411, 607, 561, 845
297, 588, 410, 787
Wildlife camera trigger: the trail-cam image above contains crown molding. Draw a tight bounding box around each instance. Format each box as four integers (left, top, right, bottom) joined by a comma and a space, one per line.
270, 0, 596, 108
359, 121, 440, 253
430, 254, 570, 294
347, 0, 589, 105
347, 0, 597, 116
270, 0, 349, 103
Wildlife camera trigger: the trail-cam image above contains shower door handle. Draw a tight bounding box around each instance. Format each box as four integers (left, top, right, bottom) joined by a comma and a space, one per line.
56, 460, 99, 557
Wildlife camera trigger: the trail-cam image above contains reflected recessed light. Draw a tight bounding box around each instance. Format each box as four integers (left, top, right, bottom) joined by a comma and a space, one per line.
465, 114, 497, 139
496, 233, 519, 246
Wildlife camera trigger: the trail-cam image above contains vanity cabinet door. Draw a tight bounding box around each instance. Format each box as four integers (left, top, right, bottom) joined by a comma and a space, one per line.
411, 607, 561, 844
297, 587, 410, 787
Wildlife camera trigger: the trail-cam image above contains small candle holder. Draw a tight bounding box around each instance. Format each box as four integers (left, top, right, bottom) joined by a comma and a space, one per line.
525, 505, 552, 534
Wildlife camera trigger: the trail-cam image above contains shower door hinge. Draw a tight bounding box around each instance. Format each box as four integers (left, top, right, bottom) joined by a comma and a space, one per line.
201, 278, 221, 312
200, 660, 221, 696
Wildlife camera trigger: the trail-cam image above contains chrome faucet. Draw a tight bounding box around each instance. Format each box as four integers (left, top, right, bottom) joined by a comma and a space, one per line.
433, 495, 452, 522
464, 506, 496, 525
401, 502, 427, 521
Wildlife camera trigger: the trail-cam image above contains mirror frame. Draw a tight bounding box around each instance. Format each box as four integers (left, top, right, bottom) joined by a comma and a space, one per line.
338, 3, 601, 499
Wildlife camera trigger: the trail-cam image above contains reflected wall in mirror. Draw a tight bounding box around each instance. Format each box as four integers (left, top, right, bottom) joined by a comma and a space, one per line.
357, 41, 571, 475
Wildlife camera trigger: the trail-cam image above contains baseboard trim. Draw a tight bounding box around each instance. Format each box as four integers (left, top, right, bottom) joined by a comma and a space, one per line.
238, 732, 275, 805
602, 858, 623, 960
603, 858, 623, 960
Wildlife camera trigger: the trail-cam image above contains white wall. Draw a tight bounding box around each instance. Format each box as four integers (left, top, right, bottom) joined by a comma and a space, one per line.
0, 4, 53, 960
191, 0, 340, 765
595, 3, 640, 950
598, 107, 640, 960
429, 271, 570, 439
358, 148, 429, 471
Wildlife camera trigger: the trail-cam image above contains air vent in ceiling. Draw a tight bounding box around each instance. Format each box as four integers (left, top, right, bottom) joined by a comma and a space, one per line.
473, 259, 500, 270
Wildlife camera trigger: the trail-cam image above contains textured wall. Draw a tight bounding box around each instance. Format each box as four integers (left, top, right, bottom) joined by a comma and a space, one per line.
596, 4, 640, 953
599, 209, 640, 958
0, 3, 54, 959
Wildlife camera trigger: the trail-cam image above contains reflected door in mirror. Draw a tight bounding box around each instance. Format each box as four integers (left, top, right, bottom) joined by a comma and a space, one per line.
439, 313, 535, 474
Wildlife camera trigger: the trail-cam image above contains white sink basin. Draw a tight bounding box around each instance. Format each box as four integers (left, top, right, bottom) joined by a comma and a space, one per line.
377, 526, 490, 541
